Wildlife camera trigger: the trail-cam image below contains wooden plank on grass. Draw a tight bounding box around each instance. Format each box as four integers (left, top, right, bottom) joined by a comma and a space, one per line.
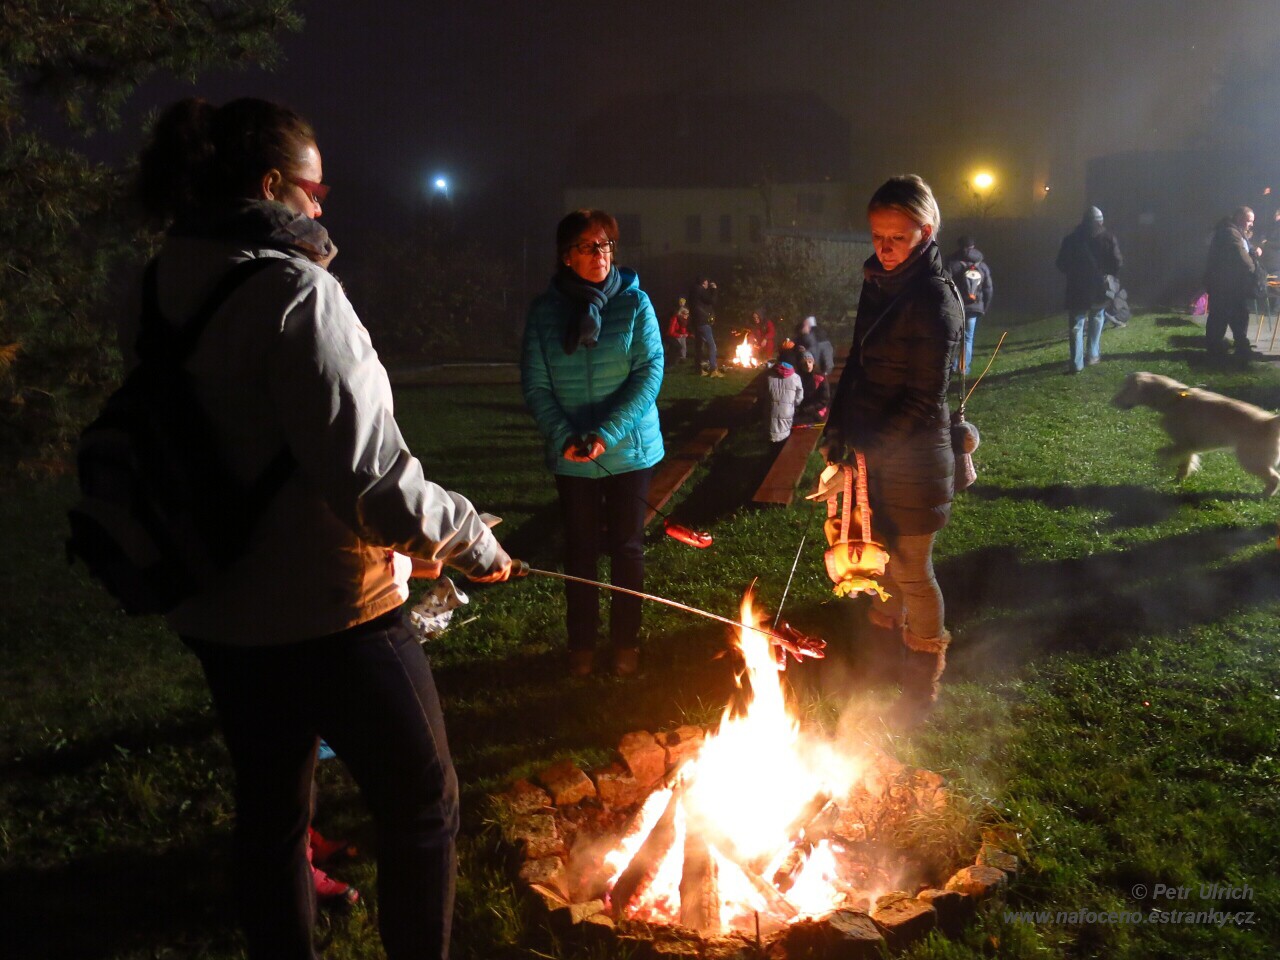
752, 429, 823, 506
645, 427, 729, 525
751, 352, 846, 506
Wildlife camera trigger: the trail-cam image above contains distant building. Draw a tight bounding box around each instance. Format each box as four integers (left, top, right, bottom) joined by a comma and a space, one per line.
562, 91, 854, 306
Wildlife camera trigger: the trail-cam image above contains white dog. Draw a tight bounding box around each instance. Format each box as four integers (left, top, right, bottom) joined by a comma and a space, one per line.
1112, 371, 1280, 495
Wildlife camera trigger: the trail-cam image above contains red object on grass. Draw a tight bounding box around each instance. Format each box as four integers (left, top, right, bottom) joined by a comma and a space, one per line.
664, 519, 713, 548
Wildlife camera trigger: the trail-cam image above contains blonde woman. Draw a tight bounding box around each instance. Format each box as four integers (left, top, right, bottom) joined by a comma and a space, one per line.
821, 175, 963, 725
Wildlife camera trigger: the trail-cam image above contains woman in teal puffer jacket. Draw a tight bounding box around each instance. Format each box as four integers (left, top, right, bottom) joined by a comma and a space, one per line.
521, 209, 665, 677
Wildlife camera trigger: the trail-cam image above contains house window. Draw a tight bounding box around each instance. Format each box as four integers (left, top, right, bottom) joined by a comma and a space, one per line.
748, 215, 762, 243
616, 213, 642, 246
719, 214, 733, 243
685, 214, 702, 244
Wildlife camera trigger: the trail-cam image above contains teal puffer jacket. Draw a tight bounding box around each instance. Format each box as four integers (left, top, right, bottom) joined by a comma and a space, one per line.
521, 268, 665, 478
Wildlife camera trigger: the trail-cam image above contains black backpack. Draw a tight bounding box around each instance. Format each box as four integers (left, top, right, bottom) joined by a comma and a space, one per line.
67, 257, 295, 615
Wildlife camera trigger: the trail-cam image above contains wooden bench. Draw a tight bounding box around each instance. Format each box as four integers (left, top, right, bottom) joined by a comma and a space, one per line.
644, 371, 766, 525
644, 427, 729, 525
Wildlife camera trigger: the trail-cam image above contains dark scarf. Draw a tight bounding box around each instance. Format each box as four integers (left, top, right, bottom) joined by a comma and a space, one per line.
171, 199, 334, 264
553, 265, 622, 354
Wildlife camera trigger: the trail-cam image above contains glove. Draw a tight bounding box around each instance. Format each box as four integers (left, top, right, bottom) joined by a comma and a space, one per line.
464, 541, 513, 583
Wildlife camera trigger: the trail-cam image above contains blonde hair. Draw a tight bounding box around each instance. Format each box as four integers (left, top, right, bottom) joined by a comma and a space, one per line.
867, 174, 941, 234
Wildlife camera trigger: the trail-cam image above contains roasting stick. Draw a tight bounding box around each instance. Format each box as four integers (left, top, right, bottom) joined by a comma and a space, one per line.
511, 560, 797, 648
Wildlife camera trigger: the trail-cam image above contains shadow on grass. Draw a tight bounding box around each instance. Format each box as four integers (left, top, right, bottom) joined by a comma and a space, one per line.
439, 620, 739, 791
2, 844, 240, 960
966, 482, 1249, 529
1155, 315, 1197, 328
941, 523, 1280, 677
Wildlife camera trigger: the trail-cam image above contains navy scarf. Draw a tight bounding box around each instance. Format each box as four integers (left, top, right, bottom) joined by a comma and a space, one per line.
553, 265, 622, 354
172, 199, 334, 264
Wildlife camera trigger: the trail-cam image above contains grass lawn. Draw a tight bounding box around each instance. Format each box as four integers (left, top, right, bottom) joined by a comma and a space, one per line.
3, 313, 1279, 958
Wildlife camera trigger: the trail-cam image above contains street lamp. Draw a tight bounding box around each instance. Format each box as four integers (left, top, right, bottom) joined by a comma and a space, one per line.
432, 176, 450, 200
972, 171, 995, 192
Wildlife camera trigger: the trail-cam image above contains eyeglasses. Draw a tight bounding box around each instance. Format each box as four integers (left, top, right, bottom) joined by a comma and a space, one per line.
572, 240, 615, 256
288, 177, 330, 204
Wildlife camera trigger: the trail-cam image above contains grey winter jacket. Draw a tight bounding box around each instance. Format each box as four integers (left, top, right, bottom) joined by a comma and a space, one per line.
767, 366, 805, 442
130, 234, 504, 645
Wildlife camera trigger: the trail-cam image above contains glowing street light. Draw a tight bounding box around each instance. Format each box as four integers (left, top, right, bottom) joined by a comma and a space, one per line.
972, 171, 995, 192
430, 175, 450, 201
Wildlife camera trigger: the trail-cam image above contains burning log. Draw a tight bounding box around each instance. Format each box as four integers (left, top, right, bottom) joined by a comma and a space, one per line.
770, 841, 811, 894
691, 814, 799, 921
608, 781, 683, 918
678, 827, 721, 934
748, 791, 834, 876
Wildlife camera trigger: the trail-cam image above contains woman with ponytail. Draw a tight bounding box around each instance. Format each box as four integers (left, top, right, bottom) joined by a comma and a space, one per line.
133, 97, 511, 960
520, 210, 664, 677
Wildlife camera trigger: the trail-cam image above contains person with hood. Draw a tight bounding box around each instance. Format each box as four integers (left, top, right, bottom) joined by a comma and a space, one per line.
666, 297, 690, 364
795, 350, 831, 425
821, 175, 963, 726
766, 359, 804, 455
688, 276, 723, 376
1055, 206, 1123, 372
521, 209, 665, 678
1204, 205, 1264, 361
131, 97, 512, 960
796, 315, 835, 375
748, 308, 776, 360
944, 236, 993, 374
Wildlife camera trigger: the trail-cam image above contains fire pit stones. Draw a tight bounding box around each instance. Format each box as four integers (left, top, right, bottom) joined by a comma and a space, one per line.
497, 726, 1019, 957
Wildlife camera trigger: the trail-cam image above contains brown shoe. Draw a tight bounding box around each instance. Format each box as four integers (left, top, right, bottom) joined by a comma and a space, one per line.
612, 646, 639, 677
568, 649, 594, 677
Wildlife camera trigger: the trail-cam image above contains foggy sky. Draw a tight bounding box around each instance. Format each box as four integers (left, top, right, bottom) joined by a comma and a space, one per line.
67, 0, 1280, 238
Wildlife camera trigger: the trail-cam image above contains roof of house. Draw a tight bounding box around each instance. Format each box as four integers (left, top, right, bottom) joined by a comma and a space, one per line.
567, 90, 850, 189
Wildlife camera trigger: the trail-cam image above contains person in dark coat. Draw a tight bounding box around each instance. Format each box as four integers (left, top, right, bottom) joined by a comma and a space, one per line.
796, 316, 835, 375
1204, 206, 1263, 360
944, 236, 993, 374
1055, 206, 1122, 372
795, 350, 831, 424
687, 277, 723, 376
821, 174, 963, 723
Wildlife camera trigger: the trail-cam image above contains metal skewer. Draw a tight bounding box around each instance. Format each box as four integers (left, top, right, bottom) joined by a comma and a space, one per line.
512, 560, 793, 646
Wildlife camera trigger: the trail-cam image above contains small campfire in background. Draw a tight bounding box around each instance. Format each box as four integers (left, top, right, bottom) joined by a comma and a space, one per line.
732, 334, 759, 368
497, 592, 1021, 955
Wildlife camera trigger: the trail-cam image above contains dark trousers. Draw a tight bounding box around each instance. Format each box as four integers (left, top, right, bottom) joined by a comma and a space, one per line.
694, 324, 717, 370
1206, 295, 1251, 354
554, 467, 652, 651
185, 609, 459, 960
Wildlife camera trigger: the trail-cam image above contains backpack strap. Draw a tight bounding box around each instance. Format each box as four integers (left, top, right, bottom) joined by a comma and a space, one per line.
138, 256, 298, 537
137, 256, 287, 364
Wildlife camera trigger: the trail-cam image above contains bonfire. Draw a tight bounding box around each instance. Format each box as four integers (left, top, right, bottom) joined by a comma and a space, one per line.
732, 334, 759, 368
501, 589, 1018, 952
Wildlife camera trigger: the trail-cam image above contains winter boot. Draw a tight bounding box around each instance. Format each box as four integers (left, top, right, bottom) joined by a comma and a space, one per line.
887, 628, 950, 730
854, 605, 903, 689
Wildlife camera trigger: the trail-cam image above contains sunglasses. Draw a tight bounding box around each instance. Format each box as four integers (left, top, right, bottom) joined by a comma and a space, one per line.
288, 177, 330, 204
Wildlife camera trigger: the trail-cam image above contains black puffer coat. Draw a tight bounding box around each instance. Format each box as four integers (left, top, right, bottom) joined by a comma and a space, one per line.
1204, 218, 1262, 302
824, 241, 964, 537
1055, 222, 1122, 312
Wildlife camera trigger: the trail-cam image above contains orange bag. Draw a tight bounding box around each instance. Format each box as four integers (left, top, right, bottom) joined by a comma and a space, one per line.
820, 453, 890, 600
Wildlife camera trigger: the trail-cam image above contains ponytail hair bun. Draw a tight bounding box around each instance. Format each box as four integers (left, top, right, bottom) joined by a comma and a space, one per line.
136, 97, 315, 222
